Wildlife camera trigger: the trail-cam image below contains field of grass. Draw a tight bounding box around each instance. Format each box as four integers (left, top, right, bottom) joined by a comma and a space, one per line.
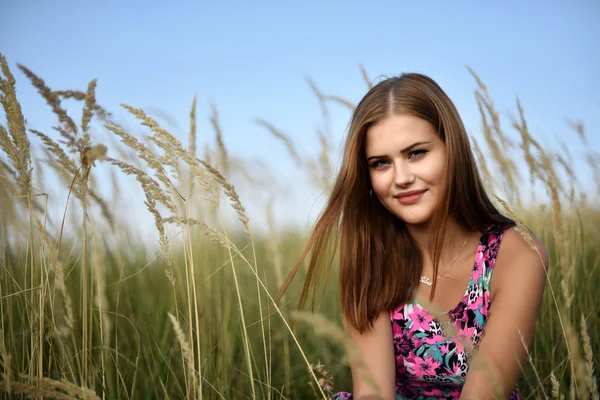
0, 52, 598, 399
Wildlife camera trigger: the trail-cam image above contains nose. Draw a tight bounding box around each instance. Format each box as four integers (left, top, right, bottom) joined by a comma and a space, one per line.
394, 160, 415, 187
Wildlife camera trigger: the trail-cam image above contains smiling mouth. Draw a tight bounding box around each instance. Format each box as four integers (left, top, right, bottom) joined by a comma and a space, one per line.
394, 189, 427, 205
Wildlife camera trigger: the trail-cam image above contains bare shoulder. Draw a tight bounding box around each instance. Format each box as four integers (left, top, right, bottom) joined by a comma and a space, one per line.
492, 225, 550, 295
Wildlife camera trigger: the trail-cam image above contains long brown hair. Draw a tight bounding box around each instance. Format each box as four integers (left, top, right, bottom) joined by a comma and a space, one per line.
275, 73, 513, 333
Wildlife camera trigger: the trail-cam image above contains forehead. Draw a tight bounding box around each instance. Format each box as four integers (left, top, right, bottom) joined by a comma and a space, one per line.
365, 114, 439, 155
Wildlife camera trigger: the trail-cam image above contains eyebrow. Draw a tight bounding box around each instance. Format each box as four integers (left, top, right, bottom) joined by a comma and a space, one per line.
366, 141, 430, 161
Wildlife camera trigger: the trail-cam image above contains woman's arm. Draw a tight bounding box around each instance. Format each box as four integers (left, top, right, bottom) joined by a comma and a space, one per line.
461, 227, 549, 399
343, 309, 397, 400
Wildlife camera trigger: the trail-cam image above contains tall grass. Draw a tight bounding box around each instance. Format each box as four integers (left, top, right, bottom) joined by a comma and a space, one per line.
0, 52, 598, 399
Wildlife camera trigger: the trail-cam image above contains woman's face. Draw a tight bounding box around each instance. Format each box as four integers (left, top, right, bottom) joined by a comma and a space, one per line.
365, 114, 447, 226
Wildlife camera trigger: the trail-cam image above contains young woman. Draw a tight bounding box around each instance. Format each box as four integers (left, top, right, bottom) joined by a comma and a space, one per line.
276, 73, 549, 399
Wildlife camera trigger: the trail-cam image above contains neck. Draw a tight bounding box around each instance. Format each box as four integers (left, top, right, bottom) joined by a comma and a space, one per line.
406, 218, 471, 258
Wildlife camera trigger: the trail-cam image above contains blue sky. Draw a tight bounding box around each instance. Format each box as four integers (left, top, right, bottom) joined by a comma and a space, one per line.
1, 1, 598, 236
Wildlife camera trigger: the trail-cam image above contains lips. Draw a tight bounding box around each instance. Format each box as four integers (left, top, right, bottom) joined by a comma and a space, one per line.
394, 189, 427, 205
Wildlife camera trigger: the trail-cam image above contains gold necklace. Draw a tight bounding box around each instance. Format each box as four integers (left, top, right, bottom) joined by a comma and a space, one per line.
419, 236, 469, 287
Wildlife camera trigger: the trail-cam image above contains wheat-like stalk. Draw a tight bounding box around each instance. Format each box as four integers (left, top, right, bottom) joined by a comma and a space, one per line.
119, 104, 215, 205
0, 374, 100, 399
470, 135, 494, 191
550, 371, 562, 399
324, 95, 355, 112
580, 315, 599, 400
54, 89, 112, 121
565, 318, 589, 399
188, 96, 197, 198
209, 101, 229, 178
0, 54, 32, 196
31, 129, 115, 229
197, 159, 250, 236
104, 124, 179, 196
255, 118, 303, 164
81, 79, 97, 134
54, 260, 74, 332
0, 280, 12, 396
168, 313, 197, 390
566, 119, 587, 144
517, 328, 548, 399
18, 65, 78, 138
310, 360, 335, 396
107, 158, 176, 214
292, 311, 372, 398
162, 216, 239, 252
359, 63, 373, 89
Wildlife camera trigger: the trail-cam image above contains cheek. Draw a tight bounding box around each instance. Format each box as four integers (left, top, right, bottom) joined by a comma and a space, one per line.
369, 171, 390, 195
423, 152, 447, 184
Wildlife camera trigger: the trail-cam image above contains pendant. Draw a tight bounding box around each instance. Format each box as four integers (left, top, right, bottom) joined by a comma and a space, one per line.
419, 276, 433, 286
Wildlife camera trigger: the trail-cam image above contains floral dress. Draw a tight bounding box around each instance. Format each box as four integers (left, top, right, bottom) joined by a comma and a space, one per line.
333, 224, 520, 399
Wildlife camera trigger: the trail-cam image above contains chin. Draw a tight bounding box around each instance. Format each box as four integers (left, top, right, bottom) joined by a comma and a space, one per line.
387, 205, 434, 226
400, 215, 432, 226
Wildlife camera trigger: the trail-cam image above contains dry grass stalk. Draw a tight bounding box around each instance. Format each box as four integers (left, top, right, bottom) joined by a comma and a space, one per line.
0, 54, 32, 196
265, 199, 291, 393
146, 185, 171, 266
324, 95, 355, 112
104, 124, 178, 195
188, 96, 197, 198
475, 93, 519, 202
550, 371, 563, 399
512, 97, 544, 188
31, 129, 78, 174
0, 158, 23, 230
0, 292, 12, 396
107, 158, 176, 213
81, 79, 97, 133
91, 230, 110, 347
0, 374, 100, 399
310, 361, 334, 396
292, 311, 373, 398
469, 68, 520, 204
470, 135, 493, 190
53, 89, 112, 122
162, 216, 240, 254
554, 154, 577, 204
90, 220, 109, 398
547, 176, 572, 309
580, 315, 599, 400
0, 126, 18, 174
255, 119, 302, 164
317, 129, 333, 190
54, 260, 74, 331
306, 76, 330, 122
81, 144, 107, 180
517, 329, 548, 399
159, 140, 183, 185
468, 67, 514, 150
167, 313, 197, 387
565, 319, 589, 400
31, 129, 115, 228
119, 104, 215, 204
209, 101, 229, 178
17, 65, 78, 139
566, 119, 587, 144
197, 159, 250, 236
494, 196, 538, 251
585, 151, 600, 198
359, 63, 373, 89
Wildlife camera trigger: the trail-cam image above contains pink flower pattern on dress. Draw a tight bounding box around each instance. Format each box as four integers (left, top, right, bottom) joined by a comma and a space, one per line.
408, 307, 434, 331
333, 224, 521, 400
